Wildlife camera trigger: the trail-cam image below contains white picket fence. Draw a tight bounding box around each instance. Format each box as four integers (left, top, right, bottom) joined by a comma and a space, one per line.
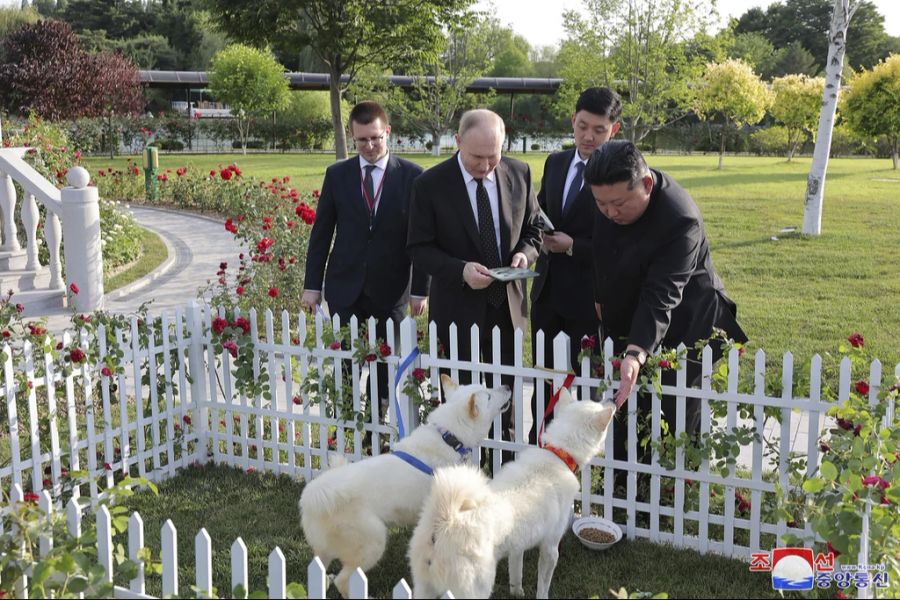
1, 301, 898, 597
4, 483, 453, 599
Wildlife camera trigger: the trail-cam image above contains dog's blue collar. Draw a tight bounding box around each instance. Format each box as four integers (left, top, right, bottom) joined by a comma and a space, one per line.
392, 451, 434, 477
437, 426, 472, 459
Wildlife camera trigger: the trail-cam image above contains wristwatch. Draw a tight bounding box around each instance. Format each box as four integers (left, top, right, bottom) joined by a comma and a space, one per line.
624, 349, 646, 366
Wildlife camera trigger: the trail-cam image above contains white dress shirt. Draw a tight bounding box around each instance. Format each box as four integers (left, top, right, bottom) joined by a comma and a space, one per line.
360, 152, 390, 215
457, 153, 502, 257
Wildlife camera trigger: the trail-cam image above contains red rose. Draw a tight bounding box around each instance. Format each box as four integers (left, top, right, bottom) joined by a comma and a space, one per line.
176, 167, 187, 177
855, 380, 870, 396
23, 492, 39, 503
580, 335, 597, 350
611, 359, 621, 369
257, 237, 274, 253
233, 317, 251, 335
101, 367, 112, 377
69, 283, 79, 295
221, 169, 233, 181
212, 317, 229, 334
292, 395, 302, 405
379, 343, 392, 357
365, 353, 377, 363
659, 359, 672, 369
104, 463, 112, 471
16, 303, 23, 313
413, 368, 426, 382
69, 347, 85, 363
223, 340, 238, 358
183, 415, 192, 426
836, 417, 854, 431
848, 332, 864, 348
268, 287, 278, 298
225, 219, 238, 234
236, 286, 244, 295
246, 467, 256, 474
1, 330, 8, 338
329, 341, 342, 350
209, 169, 216, 177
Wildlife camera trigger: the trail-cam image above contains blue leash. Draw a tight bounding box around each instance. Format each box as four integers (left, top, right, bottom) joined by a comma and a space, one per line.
392, 347, 421, 438
392, 450, 434, 476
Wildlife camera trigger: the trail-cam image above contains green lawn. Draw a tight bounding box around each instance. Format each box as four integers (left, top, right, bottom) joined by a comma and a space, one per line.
104, 226, 169, 293
83, 152, 900, 365
121, 463, 809, 599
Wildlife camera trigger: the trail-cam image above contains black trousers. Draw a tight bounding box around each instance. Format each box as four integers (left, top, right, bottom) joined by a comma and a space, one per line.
611, 349, 705, 488
529, 292, 600, 444
436, 300, 517, 466
332, 293, 405, 405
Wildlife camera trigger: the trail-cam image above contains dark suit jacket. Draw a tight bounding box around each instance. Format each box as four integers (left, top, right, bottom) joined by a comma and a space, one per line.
304, 154, 428, 312
531, 149, 597, 318
407, 154, 542, 333
592, 169, 747, 353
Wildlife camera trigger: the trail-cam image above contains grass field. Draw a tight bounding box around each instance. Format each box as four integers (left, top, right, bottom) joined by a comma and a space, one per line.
83, 152, 900, 365
104, 226, 168, 293
121, 463, 809, 599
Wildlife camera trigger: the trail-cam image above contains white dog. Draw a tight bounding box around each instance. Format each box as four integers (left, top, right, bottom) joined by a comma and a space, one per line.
299, 375, 510, 597
409, 389, 616, 599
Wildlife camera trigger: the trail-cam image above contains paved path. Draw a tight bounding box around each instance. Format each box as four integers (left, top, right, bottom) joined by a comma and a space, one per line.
44, 205, 244, 333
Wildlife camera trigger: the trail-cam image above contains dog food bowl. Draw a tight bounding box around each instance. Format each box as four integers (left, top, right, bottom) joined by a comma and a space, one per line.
572, 516, 622, 551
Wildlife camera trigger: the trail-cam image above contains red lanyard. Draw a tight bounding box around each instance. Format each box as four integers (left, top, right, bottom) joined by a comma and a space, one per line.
360, 165, 387, 215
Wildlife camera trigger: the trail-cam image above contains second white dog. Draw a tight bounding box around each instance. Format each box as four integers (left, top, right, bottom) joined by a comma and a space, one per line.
299, 375, 510, 597
409, 389, 615, 599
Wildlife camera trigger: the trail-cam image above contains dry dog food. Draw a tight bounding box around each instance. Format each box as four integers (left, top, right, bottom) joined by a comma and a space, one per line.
579, 527, 617, 544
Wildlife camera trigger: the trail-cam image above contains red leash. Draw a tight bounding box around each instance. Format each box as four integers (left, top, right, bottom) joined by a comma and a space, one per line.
537, 373, 576, 448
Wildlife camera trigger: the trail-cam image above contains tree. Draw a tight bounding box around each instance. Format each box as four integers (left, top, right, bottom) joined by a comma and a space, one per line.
803, 0, 858, 235
88, 50, 146, 158
729, 32, 778, 78
0, 6, 40, 37
733, 0, 893, 73
557, 0, 715, 142
203, 0, 472, 160
770, 74, 825, 160
694, 59, 771, 169
770, 41, 819, 77
0, 19, 143, 124
207, 44, 291, 154
842, 54, 900, 169
402, 14, 495, 156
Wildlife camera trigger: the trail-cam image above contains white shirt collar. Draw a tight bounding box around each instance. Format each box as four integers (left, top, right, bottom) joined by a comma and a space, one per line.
457, 152, 496, 185
569, 151, 589, 170
360, 152, 390, 171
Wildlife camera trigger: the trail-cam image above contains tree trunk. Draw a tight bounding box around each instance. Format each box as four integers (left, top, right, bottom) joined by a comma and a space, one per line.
804, 0, 855, 235
893, 138, 898, 169
718, 121, 727, 170
431, 131, 441, 156
108, 113, 115, 160
329, 67, 348, 161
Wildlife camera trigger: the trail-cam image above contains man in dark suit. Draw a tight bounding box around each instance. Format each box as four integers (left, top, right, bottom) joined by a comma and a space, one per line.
528, 87, 622, 444
407, 109, 542, 460
302, 101, 428, 404
585, 140, 748, 473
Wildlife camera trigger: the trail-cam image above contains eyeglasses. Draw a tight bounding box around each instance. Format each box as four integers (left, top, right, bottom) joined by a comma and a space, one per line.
353, 133, 386, 146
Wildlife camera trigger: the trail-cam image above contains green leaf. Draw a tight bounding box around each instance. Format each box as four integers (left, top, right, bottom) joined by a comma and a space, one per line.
68, 576, 89, 593
286, 582, 307, 598
803, 478, 826, 493
820, 461, 838, 481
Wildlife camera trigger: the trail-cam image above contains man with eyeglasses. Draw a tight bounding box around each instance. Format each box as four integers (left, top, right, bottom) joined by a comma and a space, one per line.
303, 101, 428, 407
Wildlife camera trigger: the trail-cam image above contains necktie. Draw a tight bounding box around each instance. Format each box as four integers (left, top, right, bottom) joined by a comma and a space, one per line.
364, 165, 377, 218
475, 178, 505, 307
562, 161, 585, 217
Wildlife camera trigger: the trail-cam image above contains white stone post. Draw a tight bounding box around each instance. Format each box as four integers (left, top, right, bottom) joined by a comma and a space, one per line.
0, 172, 20, 250
61, 167, 104, 312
